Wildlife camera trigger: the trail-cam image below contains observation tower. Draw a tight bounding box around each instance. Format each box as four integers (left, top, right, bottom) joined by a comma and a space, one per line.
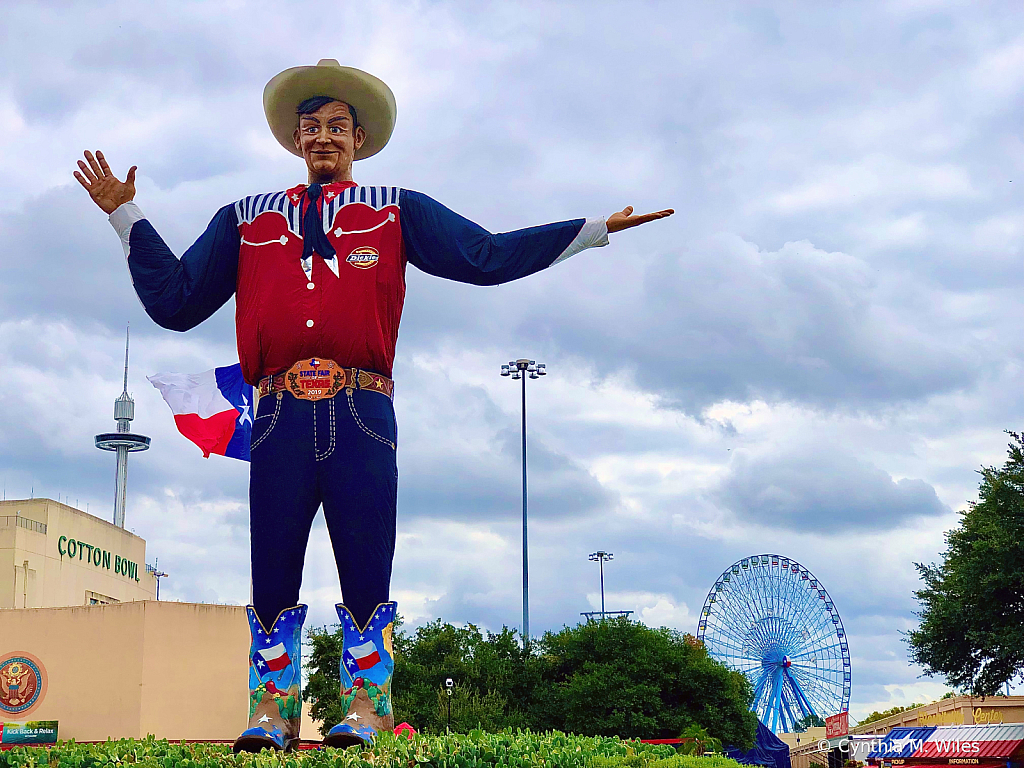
95, 328, 151, 528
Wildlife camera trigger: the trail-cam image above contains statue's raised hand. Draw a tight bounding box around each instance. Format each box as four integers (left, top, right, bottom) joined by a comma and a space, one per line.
606, 205, 674, 234
74, 150, 136, 214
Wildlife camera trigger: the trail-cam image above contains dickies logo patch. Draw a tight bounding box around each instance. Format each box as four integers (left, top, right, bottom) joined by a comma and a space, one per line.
346, 246, 379, 269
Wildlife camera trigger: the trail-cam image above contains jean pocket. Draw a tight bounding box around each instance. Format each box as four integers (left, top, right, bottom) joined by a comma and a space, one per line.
251, 394, 282, 450
345, 389, 396, 450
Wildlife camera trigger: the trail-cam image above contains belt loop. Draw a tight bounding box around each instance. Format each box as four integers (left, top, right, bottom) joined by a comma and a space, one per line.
354, 368, 362, 391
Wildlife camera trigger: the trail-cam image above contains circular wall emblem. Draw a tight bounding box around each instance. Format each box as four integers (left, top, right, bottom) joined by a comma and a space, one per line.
346, 246, 380, 269
0, 652, 47, 716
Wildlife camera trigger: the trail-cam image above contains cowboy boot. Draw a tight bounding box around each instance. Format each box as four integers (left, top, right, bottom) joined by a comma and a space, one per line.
233, 604, 307, 753
324, 601, 397, 748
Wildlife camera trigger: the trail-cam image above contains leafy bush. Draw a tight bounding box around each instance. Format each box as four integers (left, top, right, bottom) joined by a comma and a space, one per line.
305, 616, 756, 747
535, 619, 758, 746
391, 620, 539, 733
434, 683, 521, 733
590, 756, 743, 768
0, 732, 743, 768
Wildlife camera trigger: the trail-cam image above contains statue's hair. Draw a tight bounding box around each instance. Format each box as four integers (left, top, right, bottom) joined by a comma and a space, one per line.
296, 96, 359, 129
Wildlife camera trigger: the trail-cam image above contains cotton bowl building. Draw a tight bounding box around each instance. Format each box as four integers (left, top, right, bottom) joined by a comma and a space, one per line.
0, 498, 286, 742
0, 498, 157, 608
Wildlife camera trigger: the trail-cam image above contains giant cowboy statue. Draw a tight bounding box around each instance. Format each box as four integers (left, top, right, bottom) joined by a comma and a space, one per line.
74, 61, 673, 751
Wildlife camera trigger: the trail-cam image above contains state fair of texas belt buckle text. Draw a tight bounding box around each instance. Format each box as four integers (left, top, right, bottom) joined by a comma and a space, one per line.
285, 358, 346, 401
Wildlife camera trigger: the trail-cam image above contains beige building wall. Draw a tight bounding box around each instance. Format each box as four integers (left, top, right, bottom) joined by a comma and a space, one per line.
851, 695, 1024, 736
0, 499, 157, 609
790, 742, 825, 768
0, 601, 251, 741
777, 727, 826, 751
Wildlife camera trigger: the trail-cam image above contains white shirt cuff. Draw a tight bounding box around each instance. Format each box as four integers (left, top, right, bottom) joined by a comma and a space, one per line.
552, 217, 609, 266
108, 202, 146, 258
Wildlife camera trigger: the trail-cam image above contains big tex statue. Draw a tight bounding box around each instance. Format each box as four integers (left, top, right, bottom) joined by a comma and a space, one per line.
75, 61, 672, 751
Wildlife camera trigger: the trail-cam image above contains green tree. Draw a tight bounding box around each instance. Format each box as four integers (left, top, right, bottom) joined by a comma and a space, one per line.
533, 618, 757, 747
857, 706, 911, 727
391, 619, 539, 732
303, 624, 347, 736
908, 433, 1024, 695
306, 615, 757, 744
793, 714, 825, 731
305, 617, 537, 735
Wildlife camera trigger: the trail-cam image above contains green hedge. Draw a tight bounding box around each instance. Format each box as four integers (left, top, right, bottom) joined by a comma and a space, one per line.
0, 732, 746, 768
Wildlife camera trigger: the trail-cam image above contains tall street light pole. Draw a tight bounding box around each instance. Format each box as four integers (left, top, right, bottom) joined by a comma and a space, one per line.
501, 358, 546, 649
589, 551, 613, 619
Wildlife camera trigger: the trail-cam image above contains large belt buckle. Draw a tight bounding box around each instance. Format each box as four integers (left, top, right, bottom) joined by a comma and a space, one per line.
284, 358, 345, 401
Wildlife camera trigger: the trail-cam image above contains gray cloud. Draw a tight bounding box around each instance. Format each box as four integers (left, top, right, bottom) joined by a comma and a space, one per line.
399, 424, 615, 521
717, 444, 948, 531
537, 235, 1000, 411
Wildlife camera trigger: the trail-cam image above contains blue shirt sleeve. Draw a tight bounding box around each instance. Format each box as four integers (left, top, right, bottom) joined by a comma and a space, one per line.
126, 204, 240, 331
399, 189, 584, 286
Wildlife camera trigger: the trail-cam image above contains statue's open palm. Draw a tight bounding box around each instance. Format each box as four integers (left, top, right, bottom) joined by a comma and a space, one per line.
605, 205, 674, 233
74, 151, 136, 214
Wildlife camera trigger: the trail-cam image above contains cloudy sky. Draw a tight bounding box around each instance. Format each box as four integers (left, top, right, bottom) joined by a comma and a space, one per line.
1, 0, 1021, 721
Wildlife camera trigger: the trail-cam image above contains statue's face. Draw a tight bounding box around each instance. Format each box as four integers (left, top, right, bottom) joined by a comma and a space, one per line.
292, 101, 366, 181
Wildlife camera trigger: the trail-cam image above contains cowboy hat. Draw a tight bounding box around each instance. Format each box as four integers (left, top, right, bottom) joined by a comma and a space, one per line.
263, 59, 397, 161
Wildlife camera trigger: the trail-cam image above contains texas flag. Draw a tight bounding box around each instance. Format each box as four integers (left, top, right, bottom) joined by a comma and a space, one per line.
148, 364, 252, 461
344, 640, 383, 672
252, 643, 291, 673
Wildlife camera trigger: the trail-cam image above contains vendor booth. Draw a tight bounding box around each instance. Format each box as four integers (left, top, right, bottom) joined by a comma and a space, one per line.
868, 724, 1024, 768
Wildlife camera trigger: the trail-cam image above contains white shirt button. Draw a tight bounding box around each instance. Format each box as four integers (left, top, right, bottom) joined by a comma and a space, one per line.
307, 282, 315, 290
306, 320, 314, 328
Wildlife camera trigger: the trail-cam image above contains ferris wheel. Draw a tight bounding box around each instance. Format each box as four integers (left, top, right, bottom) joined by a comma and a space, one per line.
696, 554, 851, 733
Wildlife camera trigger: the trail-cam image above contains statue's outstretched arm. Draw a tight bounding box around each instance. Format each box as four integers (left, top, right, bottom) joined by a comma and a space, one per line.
75, 150, 239, 332
399, 190, 672, 286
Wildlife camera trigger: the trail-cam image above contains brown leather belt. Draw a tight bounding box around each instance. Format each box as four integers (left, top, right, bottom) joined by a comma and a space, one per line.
257, 358, 394, 401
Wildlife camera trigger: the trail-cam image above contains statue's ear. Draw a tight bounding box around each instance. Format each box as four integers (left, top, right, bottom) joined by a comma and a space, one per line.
292, 127, 302, 152
354, 125, 366, 150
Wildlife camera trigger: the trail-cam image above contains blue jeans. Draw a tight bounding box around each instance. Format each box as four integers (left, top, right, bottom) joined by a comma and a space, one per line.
249, 383, 398, 629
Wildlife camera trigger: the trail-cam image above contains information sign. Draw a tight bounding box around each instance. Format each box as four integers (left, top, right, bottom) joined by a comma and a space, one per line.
1, 721, 58, 744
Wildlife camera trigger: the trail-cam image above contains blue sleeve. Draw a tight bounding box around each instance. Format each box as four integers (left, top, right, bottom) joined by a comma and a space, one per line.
399, 189, 584, 286
126, 204, 240, 332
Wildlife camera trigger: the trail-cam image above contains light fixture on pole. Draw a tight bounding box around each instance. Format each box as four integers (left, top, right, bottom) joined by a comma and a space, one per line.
445, 677, 454, 733
146, 558, 169, 600
500, 358, 546, 649
589, 551, 614, 619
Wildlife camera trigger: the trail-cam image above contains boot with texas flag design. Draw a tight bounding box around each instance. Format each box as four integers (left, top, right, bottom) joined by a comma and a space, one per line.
323, 602, 397, 748
233, 605, 307, 753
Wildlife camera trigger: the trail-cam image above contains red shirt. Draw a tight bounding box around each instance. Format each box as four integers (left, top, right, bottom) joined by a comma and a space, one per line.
122, 183, 585, 384
235, 182, 405, 382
